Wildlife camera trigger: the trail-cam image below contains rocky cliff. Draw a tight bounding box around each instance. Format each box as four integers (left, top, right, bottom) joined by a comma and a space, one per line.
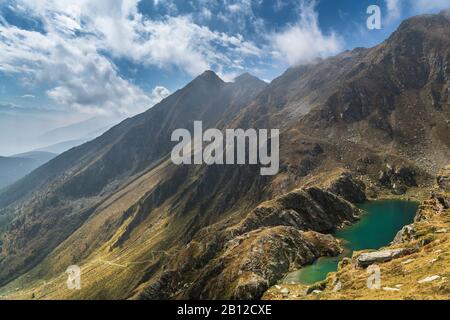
137, 184, 361, 299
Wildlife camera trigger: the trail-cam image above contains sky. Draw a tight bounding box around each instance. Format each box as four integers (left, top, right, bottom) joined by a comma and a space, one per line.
0, 0, 449, 117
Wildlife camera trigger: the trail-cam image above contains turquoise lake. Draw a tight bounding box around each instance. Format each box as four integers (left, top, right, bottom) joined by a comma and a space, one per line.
283, 200, 419, 285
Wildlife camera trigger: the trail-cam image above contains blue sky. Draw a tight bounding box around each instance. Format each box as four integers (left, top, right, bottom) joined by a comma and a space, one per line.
0, 0, 449, 116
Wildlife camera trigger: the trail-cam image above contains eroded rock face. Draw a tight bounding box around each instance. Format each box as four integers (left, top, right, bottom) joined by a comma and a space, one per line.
392, 224, 416, 244
327, 173, 366, 203
235, 187, 361, 235
138, 186, 362, 300
415, 192, 449, 221
378, 165, 417, 194
184, 228, 342, 300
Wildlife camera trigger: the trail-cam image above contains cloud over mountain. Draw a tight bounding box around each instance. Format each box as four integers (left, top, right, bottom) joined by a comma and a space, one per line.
0, 0, 262, 115
271, 1, 342, 66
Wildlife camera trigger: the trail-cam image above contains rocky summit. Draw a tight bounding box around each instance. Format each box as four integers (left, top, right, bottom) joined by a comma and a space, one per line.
0, 12, 449, 300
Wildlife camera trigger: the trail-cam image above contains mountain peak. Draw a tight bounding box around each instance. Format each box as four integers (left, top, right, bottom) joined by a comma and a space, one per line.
197, 70, 224, 82
183, 70, 225, 91
234, 72, 264, 83
233, 73, 268, 90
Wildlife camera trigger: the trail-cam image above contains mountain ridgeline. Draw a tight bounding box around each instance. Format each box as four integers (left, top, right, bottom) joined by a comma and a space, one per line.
0, 12, 449, 299
0, 152, 56, 191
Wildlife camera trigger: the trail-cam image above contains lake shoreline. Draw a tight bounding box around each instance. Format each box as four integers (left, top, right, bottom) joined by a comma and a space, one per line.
282, 199, 419, 285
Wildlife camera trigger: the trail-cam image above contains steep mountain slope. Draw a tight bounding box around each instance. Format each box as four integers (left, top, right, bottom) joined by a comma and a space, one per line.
0, 12, 449, 300
0, 72, 267, 289
234, 13, 449, 175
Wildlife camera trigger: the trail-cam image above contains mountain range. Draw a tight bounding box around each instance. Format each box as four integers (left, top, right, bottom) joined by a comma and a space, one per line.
0, 12, 448, 300
0, 105, 119, 156
0, 151, 56, 191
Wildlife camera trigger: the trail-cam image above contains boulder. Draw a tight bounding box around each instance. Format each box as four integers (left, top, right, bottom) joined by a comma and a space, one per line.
433, 192, 450, 209
355, 248, 414, 268
280, 287, 290, 298
418, 275, 441, 284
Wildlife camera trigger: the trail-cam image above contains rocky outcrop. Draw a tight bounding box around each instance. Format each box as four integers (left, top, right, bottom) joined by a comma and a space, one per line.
378, 165, 417, 195
437, 166, 450, 191
415, 192, 449, 221
327, 173, 366, 203
183, 228, 341, 300
355, 248, 416, 268
392, 224, 416, 244
138, 186, 361, 300
234, 187, 361, 235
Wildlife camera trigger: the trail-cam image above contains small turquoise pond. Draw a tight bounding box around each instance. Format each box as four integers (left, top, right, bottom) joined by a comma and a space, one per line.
283, 200, 419, 285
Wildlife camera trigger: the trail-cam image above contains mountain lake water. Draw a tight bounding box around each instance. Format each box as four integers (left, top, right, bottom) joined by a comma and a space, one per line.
282, 199, 419, 285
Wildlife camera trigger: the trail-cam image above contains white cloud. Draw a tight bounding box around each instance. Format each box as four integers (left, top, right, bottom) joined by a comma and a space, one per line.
43, 0, 261, 75
385, 0, 402, 24
0, 21, 151, 116
21, 94, 35, 99
0, 0, 263, 115
150, 86, 170, 104
413, 0, 450, 12
385, 0, 450, 22
271, 1, 342, 66
201, 8, 212, 20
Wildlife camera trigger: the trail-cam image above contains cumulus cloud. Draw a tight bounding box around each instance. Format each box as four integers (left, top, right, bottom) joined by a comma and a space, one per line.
13, 0, 262, 75
150, 86, 170, 104
271, 1, 342, 66
0, 0, 263, 115
0, 20, 151, 115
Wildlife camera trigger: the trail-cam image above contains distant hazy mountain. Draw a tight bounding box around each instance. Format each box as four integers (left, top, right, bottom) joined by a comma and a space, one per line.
11, 151, 57, 164
0, 151, 55, 190
0, 105, 92, 155
35, 116, 119, 148
36, 139, 91, 154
